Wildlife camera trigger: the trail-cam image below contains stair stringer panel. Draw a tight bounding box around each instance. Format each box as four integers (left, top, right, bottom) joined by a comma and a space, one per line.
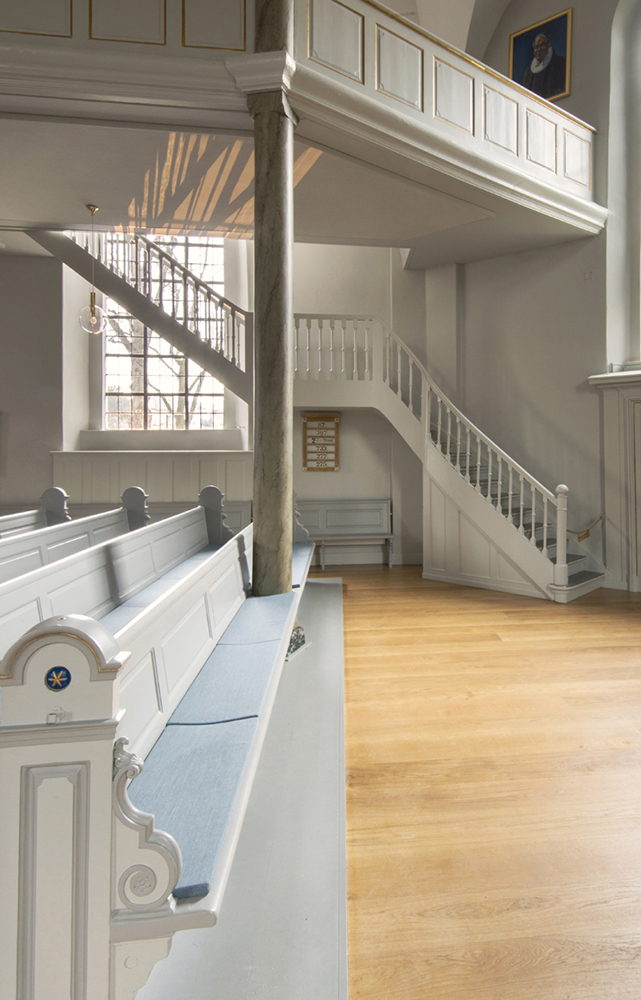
423, 442, 556, 600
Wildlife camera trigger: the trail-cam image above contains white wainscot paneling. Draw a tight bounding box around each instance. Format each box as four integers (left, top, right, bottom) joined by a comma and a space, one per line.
310, 0, 364, 82
459, 514, 491, 579
0, 0, 71, 37
119, 652, 163, 745
434, 59, 474, 134
90, 0, 166, 44
428, 478, 446, 571
48, 565, 113, 619
160, 596, 212, 694
183, 0, 245, 50
19, 765, 88, 1000
208, 562, 243, 632
564, 129, 591, 187
526, 110, 557, 173
483, 86, 518, 155
376, 25, 423, 110
113, 543, 156, 597
497, 552, 527, 585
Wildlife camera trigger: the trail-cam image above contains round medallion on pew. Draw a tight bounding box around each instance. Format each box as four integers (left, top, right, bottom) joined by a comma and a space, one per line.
45, 666, 71, 690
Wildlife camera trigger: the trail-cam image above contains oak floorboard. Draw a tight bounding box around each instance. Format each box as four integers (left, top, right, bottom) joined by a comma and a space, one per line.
313, 566, 641, 1000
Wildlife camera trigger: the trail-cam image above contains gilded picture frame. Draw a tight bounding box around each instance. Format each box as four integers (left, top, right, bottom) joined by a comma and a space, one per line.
509, 9, 572, 102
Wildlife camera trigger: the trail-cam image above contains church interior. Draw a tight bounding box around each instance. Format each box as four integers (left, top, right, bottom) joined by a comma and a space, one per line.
1, 0, 641, 997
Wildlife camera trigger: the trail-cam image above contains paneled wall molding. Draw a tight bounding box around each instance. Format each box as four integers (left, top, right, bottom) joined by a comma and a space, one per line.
52, 450, 254, 506
226, 51, 296, 94
0, 0, 72, 38
588, 371, 641, 591
295, 0, 599, 208
0, 43, 249, 127
288, 62, 607, 236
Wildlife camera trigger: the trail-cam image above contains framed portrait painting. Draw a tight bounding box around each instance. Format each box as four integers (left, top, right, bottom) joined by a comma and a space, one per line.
509, 9, 572, 102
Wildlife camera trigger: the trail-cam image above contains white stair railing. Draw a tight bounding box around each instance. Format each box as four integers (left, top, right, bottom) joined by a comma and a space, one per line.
294, 313, 569, 583
293, 315, 373, 381
70, 231, 252, 376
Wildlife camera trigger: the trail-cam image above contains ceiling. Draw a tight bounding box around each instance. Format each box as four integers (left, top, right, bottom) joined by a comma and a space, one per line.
0, 114, 595, 269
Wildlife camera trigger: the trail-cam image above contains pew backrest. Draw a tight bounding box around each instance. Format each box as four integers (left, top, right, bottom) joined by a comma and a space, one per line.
0, 486, 71, 538
0, 505, 210, 659
0, 508, 46, 539
0, 507, 130, 585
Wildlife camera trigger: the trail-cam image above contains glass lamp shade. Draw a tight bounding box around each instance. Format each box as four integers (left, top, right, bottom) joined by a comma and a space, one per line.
78, 296, 107, 335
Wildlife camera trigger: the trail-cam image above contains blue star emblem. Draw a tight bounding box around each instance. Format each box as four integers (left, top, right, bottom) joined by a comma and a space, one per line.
45, 667, 71, 690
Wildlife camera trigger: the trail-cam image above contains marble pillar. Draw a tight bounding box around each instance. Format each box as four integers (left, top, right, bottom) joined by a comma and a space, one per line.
249, 86, 296, 596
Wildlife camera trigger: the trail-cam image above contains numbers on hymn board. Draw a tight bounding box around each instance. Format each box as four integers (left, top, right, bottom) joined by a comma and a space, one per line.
302, 413, 340, 471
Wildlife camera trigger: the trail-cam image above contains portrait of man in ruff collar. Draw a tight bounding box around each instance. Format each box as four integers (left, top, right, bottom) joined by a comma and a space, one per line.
509, 9, 572, 102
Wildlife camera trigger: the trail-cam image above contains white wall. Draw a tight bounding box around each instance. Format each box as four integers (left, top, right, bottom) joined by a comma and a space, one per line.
62, 267, 92, 450
0, 256, 63, 502
293, 407, 422, 564
464, 235, 607, 543
293, 244, 392, 323
451, 0, 621, 561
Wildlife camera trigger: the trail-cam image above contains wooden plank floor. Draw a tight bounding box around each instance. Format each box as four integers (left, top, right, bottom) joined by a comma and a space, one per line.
316, 566, 641, 1000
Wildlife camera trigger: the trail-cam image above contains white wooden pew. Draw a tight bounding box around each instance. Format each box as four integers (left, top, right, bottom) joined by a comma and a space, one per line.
296, 498, 393, 568
0, 489, 314, 1000
0, 486, 150, 585
0, 486, 71, 538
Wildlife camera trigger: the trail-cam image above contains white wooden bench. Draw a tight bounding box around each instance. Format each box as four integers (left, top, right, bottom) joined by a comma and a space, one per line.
296, 498, 393, 568
0, 489, 314, 1000
0, 486, 151, 585
0, 486, 71, 538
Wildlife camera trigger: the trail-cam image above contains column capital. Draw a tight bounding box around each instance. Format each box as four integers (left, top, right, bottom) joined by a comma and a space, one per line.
226, 51, 296, 95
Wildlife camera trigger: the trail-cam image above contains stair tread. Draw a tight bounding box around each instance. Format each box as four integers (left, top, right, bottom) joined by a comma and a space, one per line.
564, 570, 605, 587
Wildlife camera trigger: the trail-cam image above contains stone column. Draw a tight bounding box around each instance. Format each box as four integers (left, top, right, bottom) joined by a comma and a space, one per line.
249, 0, 296, 596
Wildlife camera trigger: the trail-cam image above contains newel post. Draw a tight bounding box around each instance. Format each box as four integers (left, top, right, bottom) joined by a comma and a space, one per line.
554, 484, 569, 585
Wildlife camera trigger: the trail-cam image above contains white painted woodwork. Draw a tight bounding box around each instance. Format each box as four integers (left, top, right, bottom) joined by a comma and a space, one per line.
0, 0, 71, 37
588, 371, 641, 592
297, 499, 393, 569
73, 232, 252, 387
183, 0, 245, 50
564, 129, 591, 187
309, 0, 364, 82
90, 0, 166, 44
0, 507, 309, 997
52, 451, 253, 506
483, 85, 518, 155
526, 110, 557, 173
376, 26, 423, 110
434, 59, 474, 134
291, 0, 597, 206
0, 508, 129, 584
294, 312, 605, 601
0, 508, 46, 538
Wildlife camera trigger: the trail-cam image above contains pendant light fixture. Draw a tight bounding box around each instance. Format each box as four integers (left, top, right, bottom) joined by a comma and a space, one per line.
78, 204, 107, 335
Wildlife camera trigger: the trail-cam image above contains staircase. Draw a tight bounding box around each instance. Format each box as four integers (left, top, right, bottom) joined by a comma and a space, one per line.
28, 230, 253, 404
292, 314, 606, 602
39, 230, 605, 601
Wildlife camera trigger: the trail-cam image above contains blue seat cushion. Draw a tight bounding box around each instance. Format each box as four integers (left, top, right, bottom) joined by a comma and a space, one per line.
292, 542, 315, 588
127, 719, 259, 899
169, 640, 282, 725
218, 592, 296, 645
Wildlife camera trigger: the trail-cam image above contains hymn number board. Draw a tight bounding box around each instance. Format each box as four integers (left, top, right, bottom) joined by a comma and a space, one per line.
302, 413, 340, 471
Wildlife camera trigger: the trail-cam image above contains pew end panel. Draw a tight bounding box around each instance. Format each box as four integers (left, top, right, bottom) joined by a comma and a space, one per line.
0, 492, 312, 1000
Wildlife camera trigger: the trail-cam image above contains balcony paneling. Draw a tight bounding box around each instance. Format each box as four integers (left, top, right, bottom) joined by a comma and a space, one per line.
90, 0, 166, 44
0, 0, 71, 37
183, 0, 245, 51
298, 0, 596, 201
